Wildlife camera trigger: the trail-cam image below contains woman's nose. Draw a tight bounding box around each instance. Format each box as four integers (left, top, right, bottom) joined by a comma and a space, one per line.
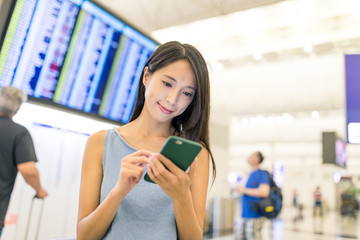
166, 89, 180, 104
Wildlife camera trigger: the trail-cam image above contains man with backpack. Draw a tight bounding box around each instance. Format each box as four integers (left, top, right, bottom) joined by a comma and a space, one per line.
235, 151, 270, 240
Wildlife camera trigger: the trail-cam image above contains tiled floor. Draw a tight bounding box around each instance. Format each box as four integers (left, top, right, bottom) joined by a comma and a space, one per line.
204, 207, 360, 240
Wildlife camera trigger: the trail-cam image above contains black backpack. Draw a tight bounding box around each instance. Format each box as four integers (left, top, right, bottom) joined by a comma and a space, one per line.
253, 171, 283, 219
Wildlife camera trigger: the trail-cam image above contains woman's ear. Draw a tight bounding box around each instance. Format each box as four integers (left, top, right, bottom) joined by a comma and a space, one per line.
142, 66, 150, 86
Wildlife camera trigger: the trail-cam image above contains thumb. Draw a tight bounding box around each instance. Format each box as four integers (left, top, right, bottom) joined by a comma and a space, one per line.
188, 157, 198, 179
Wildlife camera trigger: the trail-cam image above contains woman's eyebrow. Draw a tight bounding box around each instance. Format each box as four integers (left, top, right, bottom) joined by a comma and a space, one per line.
163, 74, 197, 90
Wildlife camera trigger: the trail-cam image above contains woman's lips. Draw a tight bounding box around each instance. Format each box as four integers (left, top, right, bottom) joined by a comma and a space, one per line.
158, 103, 173, 114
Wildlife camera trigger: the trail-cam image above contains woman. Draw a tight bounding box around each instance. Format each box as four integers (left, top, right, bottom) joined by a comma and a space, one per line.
77, 41, 215, 240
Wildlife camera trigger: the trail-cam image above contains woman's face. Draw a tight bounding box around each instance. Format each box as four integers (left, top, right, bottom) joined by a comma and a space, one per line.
143, 60, 196, 123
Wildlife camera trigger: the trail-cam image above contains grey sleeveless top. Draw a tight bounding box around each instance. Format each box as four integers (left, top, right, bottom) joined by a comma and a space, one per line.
100, 128, 177, 240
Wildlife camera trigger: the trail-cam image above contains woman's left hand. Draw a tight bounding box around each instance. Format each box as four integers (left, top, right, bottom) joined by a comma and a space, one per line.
146, 153, 197, 199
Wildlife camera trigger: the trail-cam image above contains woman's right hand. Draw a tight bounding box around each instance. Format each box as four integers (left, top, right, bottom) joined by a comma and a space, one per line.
114, 150, 153, 197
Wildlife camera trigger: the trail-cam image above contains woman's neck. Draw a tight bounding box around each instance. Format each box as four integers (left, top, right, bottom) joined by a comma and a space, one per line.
130, 111, 173, 138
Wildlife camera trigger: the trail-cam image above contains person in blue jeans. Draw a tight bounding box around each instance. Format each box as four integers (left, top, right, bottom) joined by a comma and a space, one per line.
236, 151, 270, 240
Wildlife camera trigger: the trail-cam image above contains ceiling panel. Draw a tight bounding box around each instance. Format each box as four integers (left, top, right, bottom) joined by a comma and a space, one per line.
210, 54, 345, 115
95, 0, 287, 34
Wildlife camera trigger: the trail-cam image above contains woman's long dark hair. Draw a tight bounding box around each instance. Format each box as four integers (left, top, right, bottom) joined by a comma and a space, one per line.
130, 41, 216, 183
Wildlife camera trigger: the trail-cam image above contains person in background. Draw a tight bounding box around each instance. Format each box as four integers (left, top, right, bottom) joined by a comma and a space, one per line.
313, 186, 323, 216
77, 41, 216, 240
292, 189, 303, 222
236, 151, 270, 240
292, 188, 298, 208
0, 86, 48, 239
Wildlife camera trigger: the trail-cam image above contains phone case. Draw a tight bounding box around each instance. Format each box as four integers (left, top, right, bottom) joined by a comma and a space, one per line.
144, 136, 202, 183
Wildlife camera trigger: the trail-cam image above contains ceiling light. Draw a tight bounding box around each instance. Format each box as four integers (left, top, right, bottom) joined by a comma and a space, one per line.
312, 111, 320, 119
304, 44, 313, 53
210, 61, 224, 72
283, 113, 293, 123
253, 52, 262, 60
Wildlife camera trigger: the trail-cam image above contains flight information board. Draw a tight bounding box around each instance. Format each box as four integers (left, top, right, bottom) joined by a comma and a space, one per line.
0, 0, 157, 124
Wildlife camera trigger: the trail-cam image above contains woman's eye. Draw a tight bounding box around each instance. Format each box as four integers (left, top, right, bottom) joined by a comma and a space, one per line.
162, 81, 171, 87
184, 92, 193, 97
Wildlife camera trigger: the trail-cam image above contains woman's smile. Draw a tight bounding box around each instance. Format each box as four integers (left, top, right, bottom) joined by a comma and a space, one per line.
158, 102, 174, 114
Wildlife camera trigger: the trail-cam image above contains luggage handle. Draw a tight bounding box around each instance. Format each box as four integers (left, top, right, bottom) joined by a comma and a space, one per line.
24, 195, 45, 240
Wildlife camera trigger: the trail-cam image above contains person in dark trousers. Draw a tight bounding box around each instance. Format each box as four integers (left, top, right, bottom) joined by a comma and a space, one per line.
236, 151, 270, 240
0, 86, 48, 238
292, 189, 298, 208
313, 186, 323, 216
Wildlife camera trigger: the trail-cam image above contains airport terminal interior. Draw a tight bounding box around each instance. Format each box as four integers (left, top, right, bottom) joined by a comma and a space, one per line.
0, 0, 360, 239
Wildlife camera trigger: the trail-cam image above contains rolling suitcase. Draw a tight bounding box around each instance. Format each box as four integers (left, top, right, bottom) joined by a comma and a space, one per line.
24, 196, 45, 240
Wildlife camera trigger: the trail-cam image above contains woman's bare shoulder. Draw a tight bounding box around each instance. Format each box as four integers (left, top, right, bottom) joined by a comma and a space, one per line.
82, 130, 107, 165
87, 130, 106, 144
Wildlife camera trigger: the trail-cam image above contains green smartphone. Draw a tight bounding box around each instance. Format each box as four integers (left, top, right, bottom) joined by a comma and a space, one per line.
144, 136, 202, 183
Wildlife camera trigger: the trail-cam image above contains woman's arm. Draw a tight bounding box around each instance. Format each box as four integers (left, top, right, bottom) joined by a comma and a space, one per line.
77, 131, 152, 240
174, 148, 210, 240
77, 131, 121, 240
147, 148, 210, 240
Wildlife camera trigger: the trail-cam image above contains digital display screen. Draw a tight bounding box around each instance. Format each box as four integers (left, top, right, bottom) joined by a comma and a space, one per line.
322, 132, 347, 168
0, 0, 157, 124
335, 138, 347, 168
273, 162, 284, 188
345, 54, 360, 143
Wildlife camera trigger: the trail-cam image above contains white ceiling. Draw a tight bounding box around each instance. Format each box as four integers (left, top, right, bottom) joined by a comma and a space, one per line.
98, 0, 360, 122
96, 0, 287, 33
